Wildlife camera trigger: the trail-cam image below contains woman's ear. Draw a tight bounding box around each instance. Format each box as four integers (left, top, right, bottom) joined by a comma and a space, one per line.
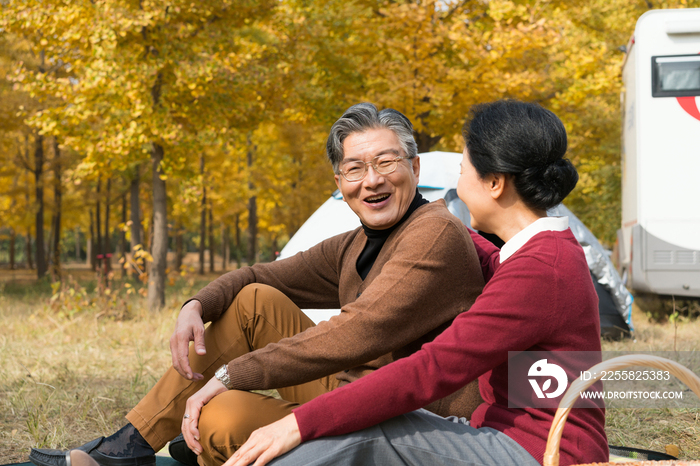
487, 173, 507, 199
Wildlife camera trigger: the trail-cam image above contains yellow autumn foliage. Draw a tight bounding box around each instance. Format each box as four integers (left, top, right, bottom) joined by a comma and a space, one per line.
2, 0, 699, 277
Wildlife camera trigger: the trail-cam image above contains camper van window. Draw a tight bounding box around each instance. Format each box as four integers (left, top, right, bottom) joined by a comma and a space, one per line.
652, 54, 700, 97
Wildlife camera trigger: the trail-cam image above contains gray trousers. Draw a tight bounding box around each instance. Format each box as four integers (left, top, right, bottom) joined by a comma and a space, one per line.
267, 409, 540, 466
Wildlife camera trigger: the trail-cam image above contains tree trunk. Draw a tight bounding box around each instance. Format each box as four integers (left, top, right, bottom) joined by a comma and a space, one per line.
9, 176, 17, 270
96, 179, 103, 272
199, 203, 206, 274
89, 208, 96, 270
121, 192, 128, 279
130, 169, 142, 250
52, 138, 62, 280
175, 221, 183, 272
104, 178, 112, 273
34, 134, 47, 278
414, 131, 442, 153
9, 229, 15, 270
246, 136, 257, 265
46, 212, 54, 271
75, 227, 80, 262
247, 196, 257, 265
26, 231, 33, 269
221, 223, 228, 272
86, 237, 92, 267
148, 142, 168, 311
208, 207, 214, 272
23, 142, 34, 270
199, 155, 206, 275
148, 214, 154, 254
234, 213, 241, 268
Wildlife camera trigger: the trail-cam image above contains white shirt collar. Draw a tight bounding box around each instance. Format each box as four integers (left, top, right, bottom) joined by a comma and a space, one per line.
499, 216, 569, 263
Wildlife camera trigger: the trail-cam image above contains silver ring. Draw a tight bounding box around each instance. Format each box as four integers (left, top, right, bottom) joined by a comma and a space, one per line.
183, 414, 190, 419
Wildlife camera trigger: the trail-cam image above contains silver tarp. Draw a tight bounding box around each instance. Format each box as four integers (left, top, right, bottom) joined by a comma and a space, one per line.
548, 204, 634, 332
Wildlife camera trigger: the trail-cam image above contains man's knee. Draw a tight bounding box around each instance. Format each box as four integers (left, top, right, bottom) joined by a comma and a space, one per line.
236, 283, 280, 302
198, 391, 296, 463
197, 392, 248, 463
228, 284, 290, 320
224, 284, 313, 347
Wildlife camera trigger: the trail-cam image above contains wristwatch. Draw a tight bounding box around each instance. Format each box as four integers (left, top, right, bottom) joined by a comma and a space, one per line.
215, 364, 233, 389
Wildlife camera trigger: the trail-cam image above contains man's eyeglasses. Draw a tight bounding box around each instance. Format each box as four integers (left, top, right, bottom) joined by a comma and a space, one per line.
338, 155, 411, 182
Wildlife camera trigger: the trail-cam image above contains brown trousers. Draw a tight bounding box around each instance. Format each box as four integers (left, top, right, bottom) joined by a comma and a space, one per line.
126, 284, 339, 466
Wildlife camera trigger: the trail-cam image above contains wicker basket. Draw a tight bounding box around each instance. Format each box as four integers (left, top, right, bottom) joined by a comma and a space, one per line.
543, 354, 700, 466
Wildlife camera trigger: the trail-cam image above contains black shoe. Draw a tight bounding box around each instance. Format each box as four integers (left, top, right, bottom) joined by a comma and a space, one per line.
168, 434, 198, 466
29, 437, 156, 466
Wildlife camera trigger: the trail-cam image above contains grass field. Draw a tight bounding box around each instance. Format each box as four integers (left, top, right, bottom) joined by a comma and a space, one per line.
601, 306, 700, 460
0, 268, 211, 464
1, 268, 698, 464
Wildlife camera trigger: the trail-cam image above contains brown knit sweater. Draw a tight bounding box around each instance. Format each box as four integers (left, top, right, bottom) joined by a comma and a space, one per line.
191, 200, 485, 418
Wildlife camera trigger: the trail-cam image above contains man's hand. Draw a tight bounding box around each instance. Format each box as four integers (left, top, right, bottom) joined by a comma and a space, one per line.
182, 377, 229, 456
170, 300, 206, 380
224, 414, 302, 466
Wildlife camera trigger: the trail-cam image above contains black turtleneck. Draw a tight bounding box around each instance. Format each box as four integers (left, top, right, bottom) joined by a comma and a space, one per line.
355, 188, 429, 280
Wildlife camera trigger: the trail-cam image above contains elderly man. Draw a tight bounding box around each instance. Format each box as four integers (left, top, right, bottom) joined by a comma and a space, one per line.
29, 103, 484, 466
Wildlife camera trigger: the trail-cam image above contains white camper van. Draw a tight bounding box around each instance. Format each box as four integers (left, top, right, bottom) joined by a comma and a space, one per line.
619, 8, 700, 297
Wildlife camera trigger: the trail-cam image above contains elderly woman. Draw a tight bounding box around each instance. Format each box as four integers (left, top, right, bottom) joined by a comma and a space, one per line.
223, 100, 609, 466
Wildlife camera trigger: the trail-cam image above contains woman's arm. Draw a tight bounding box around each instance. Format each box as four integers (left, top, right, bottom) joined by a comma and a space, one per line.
468, 228, 501, 282
225, 254, 559, 466
294, 256, 557, 441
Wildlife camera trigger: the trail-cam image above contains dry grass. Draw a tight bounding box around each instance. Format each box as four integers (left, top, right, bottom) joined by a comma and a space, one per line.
0, 271, 213, 464
601, 302, 700, 460
1, 272, 698, 464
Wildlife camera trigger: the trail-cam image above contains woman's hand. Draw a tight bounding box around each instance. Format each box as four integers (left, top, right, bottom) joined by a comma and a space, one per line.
170, 300, 206, 380
224, 414, 302, 466
182, 377, 228, 455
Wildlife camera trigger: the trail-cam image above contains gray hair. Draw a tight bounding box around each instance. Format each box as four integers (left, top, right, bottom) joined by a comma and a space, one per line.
326, 103, 418, 173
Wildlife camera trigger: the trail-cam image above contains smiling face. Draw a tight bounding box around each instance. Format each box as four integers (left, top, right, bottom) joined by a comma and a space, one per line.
335, 128, 420, 230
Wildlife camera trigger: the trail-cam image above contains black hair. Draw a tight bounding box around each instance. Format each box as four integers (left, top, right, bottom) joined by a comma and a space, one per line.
462, 99, 578, 211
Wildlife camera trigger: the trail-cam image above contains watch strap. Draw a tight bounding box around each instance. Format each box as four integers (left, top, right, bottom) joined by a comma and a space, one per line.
215, 364, 233, 389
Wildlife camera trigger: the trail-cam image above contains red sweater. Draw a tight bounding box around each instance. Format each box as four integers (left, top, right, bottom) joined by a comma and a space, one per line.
293, 228, 608, 466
